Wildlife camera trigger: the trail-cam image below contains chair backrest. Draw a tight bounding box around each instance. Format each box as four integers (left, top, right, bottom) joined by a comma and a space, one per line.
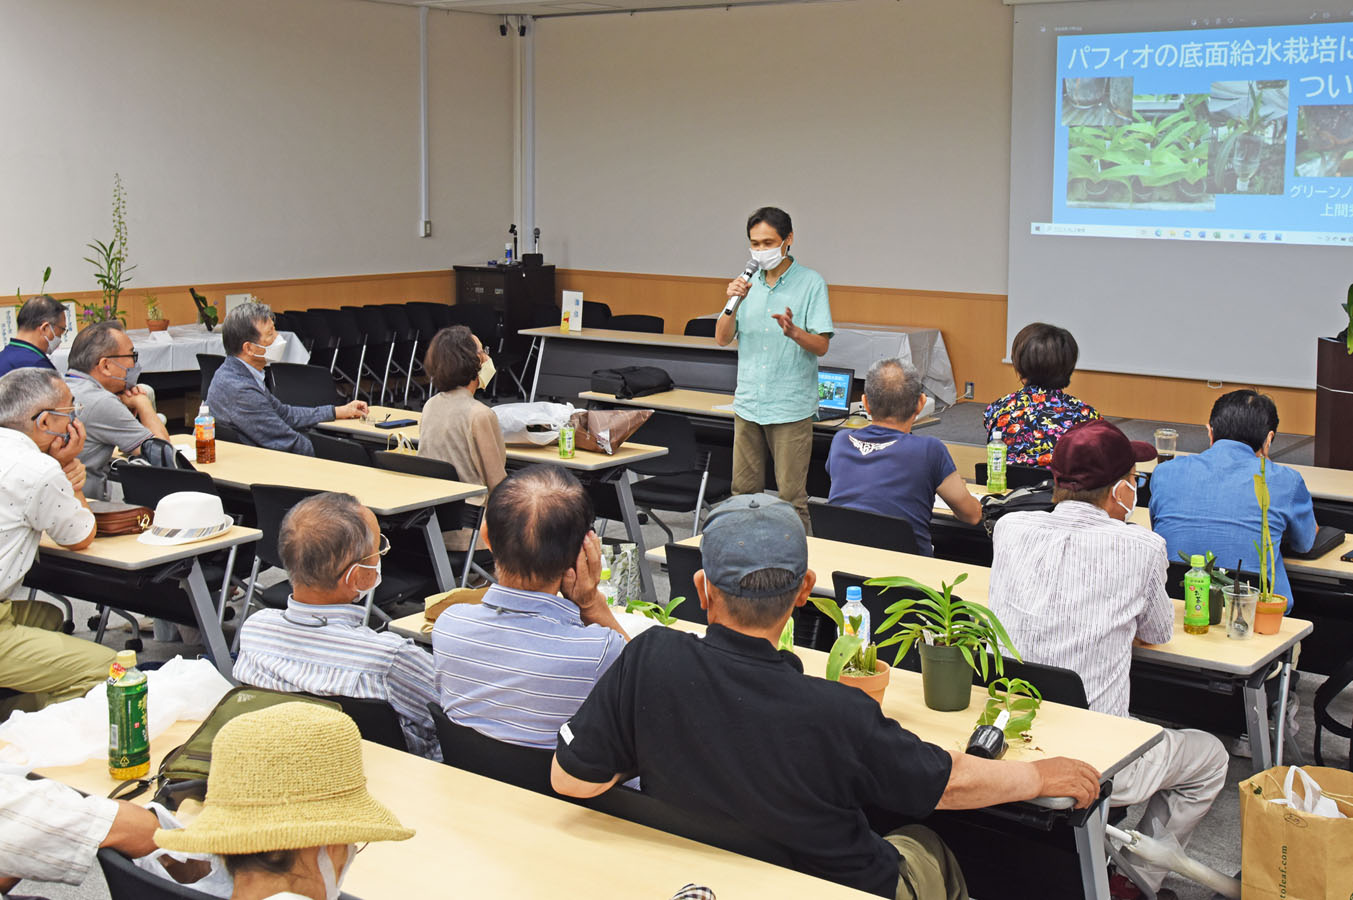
974, 462, 1051, 490
629, 411, 698, 476
196, 353, 226, 402
808, 501, 920, 555
606, 314, 664, 334
214, 421, 242, 444
308, 431, 372, 467
1162, 560, 1261, 601
428, 702, 554, 793
663, 542, 706, 624
270, 362, 344, 406
587, 785, 794, 868
297, 692, 408, 752
350, 305, 395, 342
98, 848, 219, 900
445, 303, 501, 346
982, 656, 1089, 708
370, 451, 469, 531
402, 303, 440, 344
581, 300, 612, 328
314, 308, 365, 346
683, 317, 717, 337
249, 484, 323, 569
119, 466, 218, 508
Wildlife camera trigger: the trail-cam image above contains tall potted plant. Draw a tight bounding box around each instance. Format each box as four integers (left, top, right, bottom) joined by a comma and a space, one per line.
82, 173, 134, 325
1252, 459, 1286, 634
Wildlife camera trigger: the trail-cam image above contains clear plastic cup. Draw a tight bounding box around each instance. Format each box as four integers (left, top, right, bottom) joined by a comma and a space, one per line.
1224, 584, 1259, 640
1153, 428, 1178, 463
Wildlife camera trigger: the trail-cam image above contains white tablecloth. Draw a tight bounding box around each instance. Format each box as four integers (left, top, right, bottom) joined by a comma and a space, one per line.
50, 324, 308, 374
820, 323, 956, 406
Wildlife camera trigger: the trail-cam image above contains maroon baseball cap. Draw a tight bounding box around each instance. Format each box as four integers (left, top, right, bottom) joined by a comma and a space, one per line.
1050, 420, 1156, 491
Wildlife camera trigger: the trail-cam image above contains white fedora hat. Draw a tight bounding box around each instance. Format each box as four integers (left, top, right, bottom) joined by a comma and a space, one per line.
137, 492, 233, 546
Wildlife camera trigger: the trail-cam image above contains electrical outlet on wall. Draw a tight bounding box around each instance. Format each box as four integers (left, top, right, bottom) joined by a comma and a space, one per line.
963, 381, 975, 400
421, 220, 432, 238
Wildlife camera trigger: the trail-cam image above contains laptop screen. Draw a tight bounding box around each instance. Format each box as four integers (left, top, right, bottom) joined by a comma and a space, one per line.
817, 366, 853, 418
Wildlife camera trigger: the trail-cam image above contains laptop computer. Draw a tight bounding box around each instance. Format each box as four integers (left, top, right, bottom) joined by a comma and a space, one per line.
816, 366, 854, 421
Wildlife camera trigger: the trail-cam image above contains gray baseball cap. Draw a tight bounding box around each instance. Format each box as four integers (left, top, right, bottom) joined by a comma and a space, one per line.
700, 495, 808, 598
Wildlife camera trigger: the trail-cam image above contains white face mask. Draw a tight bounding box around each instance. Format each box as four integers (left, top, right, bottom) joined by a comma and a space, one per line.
344, 558, 383, 596
477, 355, 496, 389
250, 335, 287, 364
1113, 478, 1137, 518
317, 843, 358, 900
750, 242, 787, 270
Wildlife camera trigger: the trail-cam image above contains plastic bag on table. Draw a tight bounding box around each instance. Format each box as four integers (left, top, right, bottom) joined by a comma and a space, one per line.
493, 402, 576, 446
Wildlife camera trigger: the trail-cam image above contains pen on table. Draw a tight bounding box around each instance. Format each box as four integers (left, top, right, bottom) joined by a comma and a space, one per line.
382, 413, 391, 424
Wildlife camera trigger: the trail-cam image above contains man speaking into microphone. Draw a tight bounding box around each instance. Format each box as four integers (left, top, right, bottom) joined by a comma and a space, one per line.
715, 206, 833, 530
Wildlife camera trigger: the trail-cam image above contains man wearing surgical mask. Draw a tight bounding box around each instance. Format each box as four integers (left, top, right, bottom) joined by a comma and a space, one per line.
0, 368, 115, 715
986, 420, 1226, 899
233, 492, 442, 760
715, 206, 833, 531
0, 294, 67, 377
207, 302, 367, 456
65, 321, 171, 500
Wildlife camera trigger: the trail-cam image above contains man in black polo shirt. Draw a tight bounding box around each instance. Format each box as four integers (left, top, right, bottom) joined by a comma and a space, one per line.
552, 495, 1101, 900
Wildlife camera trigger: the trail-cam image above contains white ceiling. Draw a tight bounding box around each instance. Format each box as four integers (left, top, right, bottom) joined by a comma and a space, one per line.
358, 0, 847, 20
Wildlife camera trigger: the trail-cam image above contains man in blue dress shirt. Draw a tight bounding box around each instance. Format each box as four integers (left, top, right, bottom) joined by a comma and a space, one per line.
1149, 390, 1316, 611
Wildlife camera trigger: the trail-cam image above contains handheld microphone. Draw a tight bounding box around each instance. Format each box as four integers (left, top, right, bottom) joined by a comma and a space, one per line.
533, 227, 541, 252
722, 260, 758, 315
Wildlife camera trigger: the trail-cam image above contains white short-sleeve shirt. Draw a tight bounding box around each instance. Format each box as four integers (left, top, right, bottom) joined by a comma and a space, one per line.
0, 428, 95, 598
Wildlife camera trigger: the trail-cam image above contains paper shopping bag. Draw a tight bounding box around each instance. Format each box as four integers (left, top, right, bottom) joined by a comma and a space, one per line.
1239, 765, 1353, 899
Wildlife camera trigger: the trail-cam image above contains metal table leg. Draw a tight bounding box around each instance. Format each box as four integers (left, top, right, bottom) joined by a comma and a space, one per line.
182, 560, 237, 681
1242, 668, 1275, 772
1073, 801, 1112, 900
420, 508, 456, 592
1274, 650, 1293, 767
614, 475, 656, 604
528, 336, 545, 402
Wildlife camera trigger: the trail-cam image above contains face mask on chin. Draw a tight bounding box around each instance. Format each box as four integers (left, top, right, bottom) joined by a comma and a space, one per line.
750, 243, 787, 271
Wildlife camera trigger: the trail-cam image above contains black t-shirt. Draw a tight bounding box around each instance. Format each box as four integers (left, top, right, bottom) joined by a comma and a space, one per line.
555, 624, 953, 897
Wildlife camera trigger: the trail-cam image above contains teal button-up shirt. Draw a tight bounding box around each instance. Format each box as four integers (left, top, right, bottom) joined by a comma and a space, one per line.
731, 259, 833, 425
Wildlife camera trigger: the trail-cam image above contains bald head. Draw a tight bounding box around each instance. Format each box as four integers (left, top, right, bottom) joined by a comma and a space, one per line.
279, 492, 376, 590
485, 465, 594, 586
864, 358, 924, 424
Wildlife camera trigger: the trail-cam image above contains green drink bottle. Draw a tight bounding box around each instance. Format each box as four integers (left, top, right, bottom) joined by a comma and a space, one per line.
107, 649, 149, 781
986, 431, 1007, 493
1183, 554, 1210, 635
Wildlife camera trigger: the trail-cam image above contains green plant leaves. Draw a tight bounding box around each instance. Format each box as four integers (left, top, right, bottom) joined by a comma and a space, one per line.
825, 634, 865, 682
977, 678, 1043, 738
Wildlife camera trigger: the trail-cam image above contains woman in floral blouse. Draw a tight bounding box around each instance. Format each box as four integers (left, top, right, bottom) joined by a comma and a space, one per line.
983, 322, 1100, 467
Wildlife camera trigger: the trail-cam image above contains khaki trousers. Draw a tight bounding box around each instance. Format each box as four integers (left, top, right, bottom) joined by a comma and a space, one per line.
1109, 726, 1228, 892
732, 414, 814, 530
884, 825, 969, 900
0, 600, 115, 718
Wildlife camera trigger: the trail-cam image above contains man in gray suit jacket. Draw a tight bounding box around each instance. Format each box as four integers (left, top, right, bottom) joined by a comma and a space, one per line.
206, 303, 367, 456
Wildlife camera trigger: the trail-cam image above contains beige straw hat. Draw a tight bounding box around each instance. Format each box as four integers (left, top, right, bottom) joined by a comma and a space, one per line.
155, 702, 414, 854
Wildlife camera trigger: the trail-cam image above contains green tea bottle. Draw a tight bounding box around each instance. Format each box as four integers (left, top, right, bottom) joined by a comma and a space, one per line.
1183, 554, 1210, 635
986, 431, 1007, 493
107, 650, 149, 781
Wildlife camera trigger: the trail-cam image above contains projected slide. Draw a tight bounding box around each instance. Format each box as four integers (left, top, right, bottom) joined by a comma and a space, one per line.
1034, 21, 1353, 247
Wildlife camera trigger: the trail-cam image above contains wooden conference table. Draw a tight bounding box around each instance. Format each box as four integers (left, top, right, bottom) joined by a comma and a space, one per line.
318, 407, 669, 603
647, 534, 1310, 773
180, 440, 485, 592
27, 527, 261, 679
390, 607, 1160, 900
32, 721, 874, 899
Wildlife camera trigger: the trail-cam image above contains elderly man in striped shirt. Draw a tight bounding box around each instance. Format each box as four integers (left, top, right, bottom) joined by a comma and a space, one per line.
233, 492, 441, 760
433, 465, 629, 750
986, 420, 1226, 900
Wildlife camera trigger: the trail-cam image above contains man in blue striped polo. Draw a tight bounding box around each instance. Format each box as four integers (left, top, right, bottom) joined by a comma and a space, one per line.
433, 464, 629, 750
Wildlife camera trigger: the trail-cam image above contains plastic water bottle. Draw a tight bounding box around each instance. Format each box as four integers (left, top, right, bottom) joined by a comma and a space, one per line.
108, 650, 149, 781
195, 403, 216, 464
598, 566, 619, 607
840, 585, 871, 644
986, 430, 1007, 493
1184, 554, 1211, 635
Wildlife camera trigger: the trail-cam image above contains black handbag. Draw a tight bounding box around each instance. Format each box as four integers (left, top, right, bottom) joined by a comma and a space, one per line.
589, 366, 674, 399
978, 481, 1054, 536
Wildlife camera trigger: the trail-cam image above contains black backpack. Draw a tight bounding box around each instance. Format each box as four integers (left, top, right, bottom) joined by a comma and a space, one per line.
978, 481, 1054, 536
589, 366, 674, 399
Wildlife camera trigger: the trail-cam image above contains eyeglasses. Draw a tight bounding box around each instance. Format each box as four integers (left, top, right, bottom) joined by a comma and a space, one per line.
105, 351, 140, 365
357, 533, 391, 562
31, 403, 84, 422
